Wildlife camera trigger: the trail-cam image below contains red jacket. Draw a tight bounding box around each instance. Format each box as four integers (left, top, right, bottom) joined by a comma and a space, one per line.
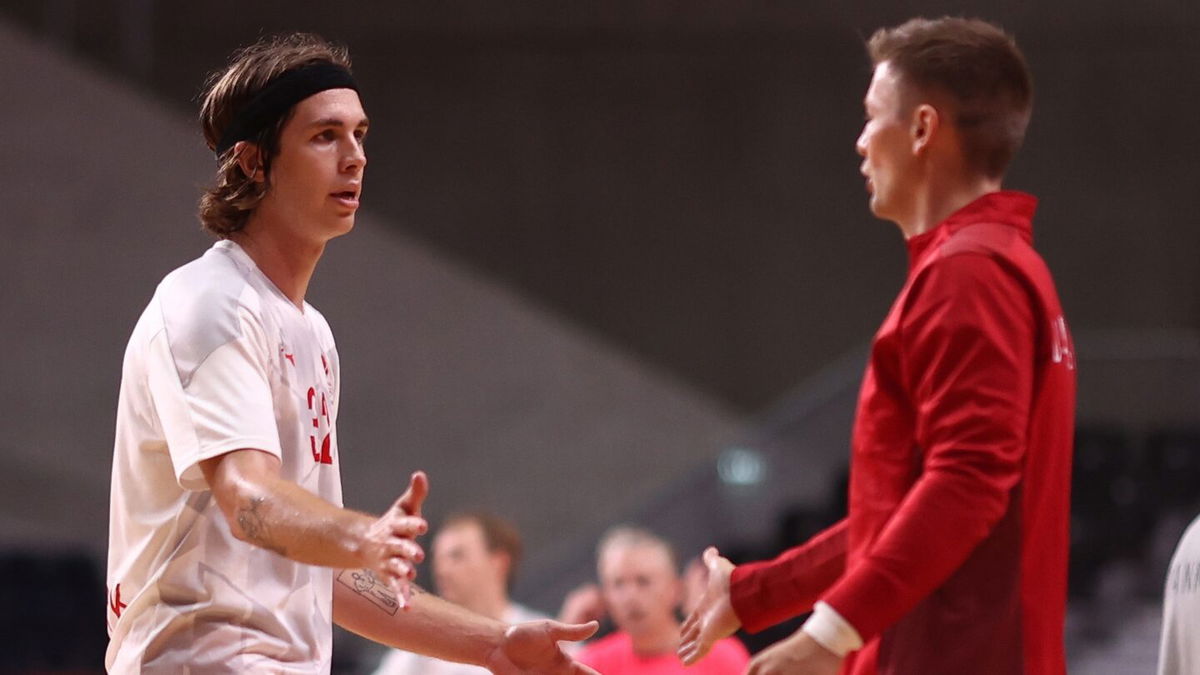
730, 191, 1076, 674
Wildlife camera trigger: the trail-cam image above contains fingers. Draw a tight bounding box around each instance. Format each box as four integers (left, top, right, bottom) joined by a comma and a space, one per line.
386, 554, 418, 580
678, 636, 709, 667
386, 514, 428, 540
385, 535, 425, 564
396, 470, 429, 517
680, 608, 699, 637
677, 615, 709, 666
546, 620, 600, 643
389, 576, 413, 609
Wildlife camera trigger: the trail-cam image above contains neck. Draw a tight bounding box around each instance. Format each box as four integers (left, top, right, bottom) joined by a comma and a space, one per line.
629, 620, 681, 657
230, 214, 325, 308
898, 172, 1002, 239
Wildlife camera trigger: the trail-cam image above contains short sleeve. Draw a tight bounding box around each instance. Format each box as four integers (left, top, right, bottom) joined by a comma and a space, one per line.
146, 305, 282, 491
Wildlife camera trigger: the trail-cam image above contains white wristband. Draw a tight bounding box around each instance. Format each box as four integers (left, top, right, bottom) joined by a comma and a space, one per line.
800, 601, 864, 658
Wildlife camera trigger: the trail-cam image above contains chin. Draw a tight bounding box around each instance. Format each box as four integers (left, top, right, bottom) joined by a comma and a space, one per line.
868, 197, 891, 221
325, 217, 356, 239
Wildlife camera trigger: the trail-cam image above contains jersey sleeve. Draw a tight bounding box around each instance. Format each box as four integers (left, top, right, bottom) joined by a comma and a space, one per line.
821, 252, 1036, 642
729, 518, 848, 632
146, 304, 282, 491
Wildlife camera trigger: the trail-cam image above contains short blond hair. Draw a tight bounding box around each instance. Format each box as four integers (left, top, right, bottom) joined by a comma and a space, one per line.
596, 525, 678, 575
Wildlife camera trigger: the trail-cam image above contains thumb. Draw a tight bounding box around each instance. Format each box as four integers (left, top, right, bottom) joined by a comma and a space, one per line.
396, 470, 429, 516
547, 620, 600, 643
702, 546, 722, 571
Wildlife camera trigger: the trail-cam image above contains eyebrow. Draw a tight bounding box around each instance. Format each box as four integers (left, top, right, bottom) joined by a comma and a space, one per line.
308, 117, 370, 130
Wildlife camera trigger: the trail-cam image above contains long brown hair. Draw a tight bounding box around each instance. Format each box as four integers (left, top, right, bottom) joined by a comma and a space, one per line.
197, 33, 352, 237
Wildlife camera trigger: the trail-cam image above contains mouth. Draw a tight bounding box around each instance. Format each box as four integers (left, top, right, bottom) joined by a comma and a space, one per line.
331, 189, 360, 209
622, 609, 646, 624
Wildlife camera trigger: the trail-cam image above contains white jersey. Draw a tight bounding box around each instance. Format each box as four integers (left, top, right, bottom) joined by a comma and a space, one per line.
371, 603, 548, 675
1160, 512, 1200, 675
106, 239, 343, 673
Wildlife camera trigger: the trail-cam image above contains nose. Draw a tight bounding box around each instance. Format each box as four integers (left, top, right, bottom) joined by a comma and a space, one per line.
855, 127, 868, 158
342, 138, 366, 173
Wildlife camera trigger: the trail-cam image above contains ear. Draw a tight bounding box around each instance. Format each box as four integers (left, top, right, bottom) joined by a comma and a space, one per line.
234, 141, 265, 183
910, 103, 941, 156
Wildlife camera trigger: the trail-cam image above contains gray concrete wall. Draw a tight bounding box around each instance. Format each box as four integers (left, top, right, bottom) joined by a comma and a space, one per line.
4, 1, 1189, 412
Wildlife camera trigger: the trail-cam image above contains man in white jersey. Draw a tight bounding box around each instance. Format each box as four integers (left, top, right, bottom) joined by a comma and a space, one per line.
374, 513, 551, 675
106, 33, 597, 674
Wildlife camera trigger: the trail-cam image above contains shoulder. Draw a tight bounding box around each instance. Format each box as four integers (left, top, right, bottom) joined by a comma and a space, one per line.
1176, 514, 1200, 556
919, 250, 1013, 289
902, 251, 1036, 334
156, 244, 265, 382
904, 249, 1024, 319
929, 222, 1052, 296
939, 222, 1028, 258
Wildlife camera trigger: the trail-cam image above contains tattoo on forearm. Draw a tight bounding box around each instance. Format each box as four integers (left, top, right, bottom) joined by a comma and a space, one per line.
236, 496, 286, 556
337, 568, 401, 615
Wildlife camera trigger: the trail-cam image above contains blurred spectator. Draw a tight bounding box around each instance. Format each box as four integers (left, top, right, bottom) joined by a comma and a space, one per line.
575, 526, 749, 673
1158, 511, 1200, 674
373, 512, 549, 675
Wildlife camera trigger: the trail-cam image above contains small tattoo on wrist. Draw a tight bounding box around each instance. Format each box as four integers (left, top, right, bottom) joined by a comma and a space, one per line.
338, 568, 400, 615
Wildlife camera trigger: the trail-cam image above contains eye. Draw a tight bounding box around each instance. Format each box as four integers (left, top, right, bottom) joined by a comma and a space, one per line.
315, 129, 336, 142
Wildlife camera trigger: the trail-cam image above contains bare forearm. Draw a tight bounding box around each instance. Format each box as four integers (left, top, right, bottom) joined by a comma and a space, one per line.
223, 473, 372, 568
333, 570, 504, 664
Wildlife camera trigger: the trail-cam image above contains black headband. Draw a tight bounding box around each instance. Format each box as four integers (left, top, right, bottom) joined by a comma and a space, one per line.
215, 62, 358, 158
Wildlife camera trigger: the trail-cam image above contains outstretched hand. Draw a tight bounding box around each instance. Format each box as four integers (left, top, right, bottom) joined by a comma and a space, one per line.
678, 546, 740, 666
361, 471, 429, 607
487, 620, 600, 675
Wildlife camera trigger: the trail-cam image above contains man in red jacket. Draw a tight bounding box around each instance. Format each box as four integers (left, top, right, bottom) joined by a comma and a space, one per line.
679, 16, 1076, 675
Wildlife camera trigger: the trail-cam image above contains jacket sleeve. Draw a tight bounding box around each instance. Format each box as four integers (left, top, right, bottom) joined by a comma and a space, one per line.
730, 518, 848, 633
820, 252, 1036, 642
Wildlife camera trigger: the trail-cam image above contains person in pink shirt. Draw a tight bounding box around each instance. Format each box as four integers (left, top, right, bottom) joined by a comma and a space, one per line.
576, 527, 749, 674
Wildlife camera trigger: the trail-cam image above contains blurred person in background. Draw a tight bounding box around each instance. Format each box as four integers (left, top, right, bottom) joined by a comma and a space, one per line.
680, 16, 1076, 675
1158, 512, 1200, 674
574, 526, 749, 673
105, 32, 595, 674
374, 512, 552, 674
